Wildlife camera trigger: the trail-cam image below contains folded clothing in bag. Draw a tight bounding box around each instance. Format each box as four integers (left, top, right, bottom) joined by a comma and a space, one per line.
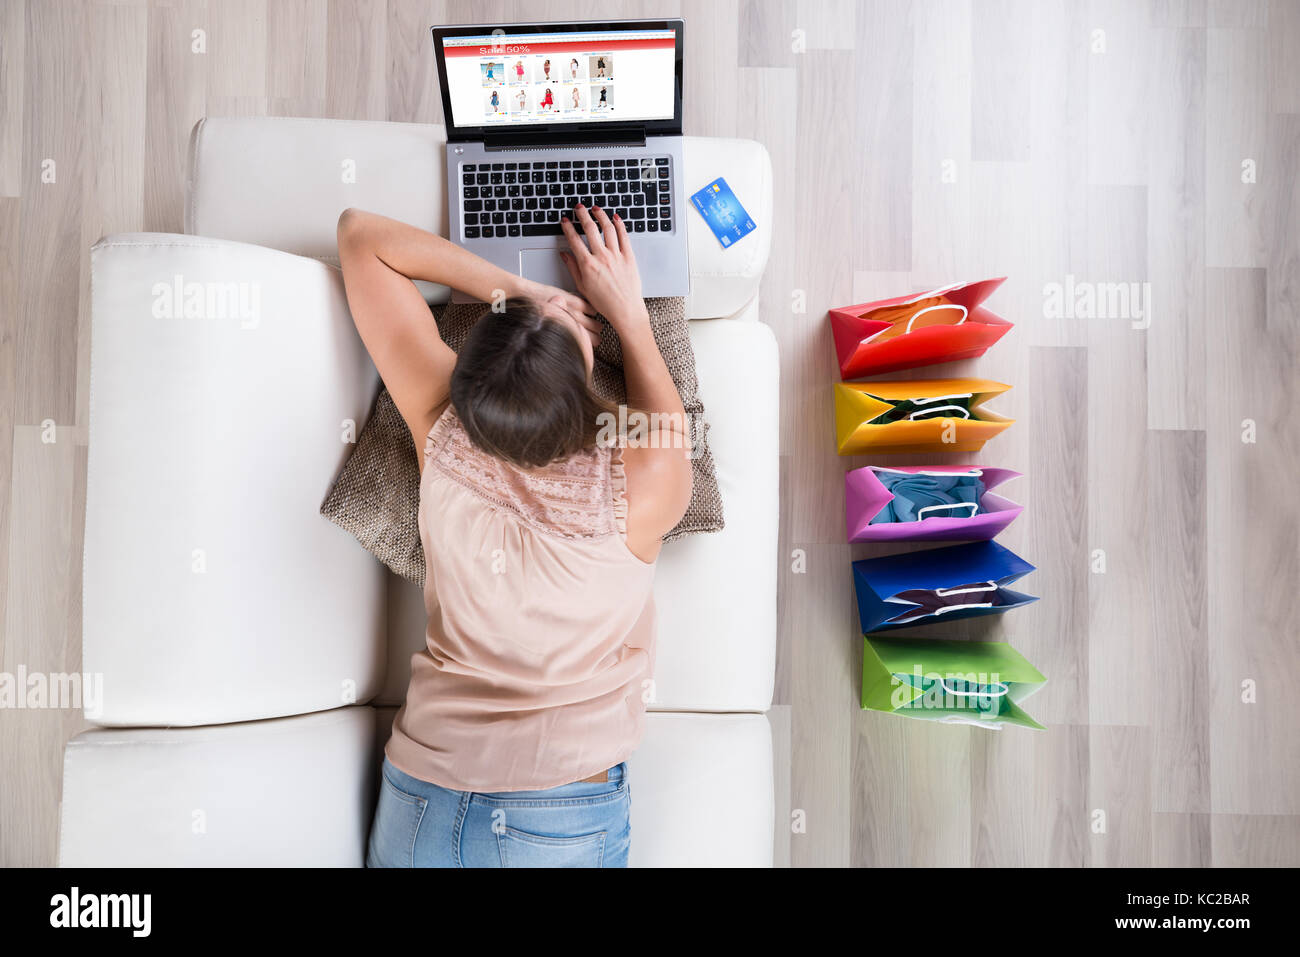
834, 377, 1013, 455
868, 470, 984, 523
885, 581, 1014, 624
852, 540, 1038, 633
870, 393, 975, 424
845, 465, 1024, 543
859, 295, 964, 345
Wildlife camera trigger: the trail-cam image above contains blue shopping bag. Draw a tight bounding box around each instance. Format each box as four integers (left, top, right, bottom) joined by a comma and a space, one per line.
852, 540, 1038, 633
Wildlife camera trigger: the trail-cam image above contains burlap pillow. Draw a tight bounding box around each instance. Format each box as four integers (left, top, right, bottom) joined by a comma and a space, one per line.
321, 297, 723, 586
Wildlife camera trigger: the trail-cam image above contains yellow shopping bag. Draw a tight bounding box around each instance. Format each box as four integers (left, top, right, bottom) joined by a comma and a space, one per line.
834, 378, 1013, 455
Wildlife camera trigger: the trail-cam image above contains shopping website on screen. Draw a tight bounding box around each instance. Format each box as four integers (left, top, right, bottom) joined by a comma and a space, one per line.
442, 28, 676, 127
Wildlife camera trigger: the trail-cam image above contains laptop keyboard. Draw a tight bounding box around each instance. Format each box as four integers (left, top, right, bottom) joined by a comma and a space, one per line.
459, 157, 673, 239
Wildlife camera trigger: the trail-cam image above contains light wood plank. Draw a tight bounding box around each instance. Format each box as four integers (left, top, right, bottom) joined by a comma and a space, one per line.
1027, 346, 1090, 727
0, 426, 88, 865
1266, 0, 1300, 112
1085, 188, 1152, 728
850, 0, 911, 272
1263, 113, 1300, 328
738, 0, 796, 67
0, 0, 24, 198
1086, 0, 1152, 186
1147, 430, 1210, 813
384, 0, 446, 124
793, 0, 855, 51
1152, 811, 1211, 865
1204, 266, 1300, 816
971, 0, 1034, 162
1145, 26, 1205, 429
143, 0, 209, 232
734, 66, 797, 455
1205, 25, 1267, 267
971, 724, 1089, 866
14, 0, 87, 426
1212, 814, 1300, 866
791, 544, 854, 867
325, 0, 386, 120
1087, 724, 1152, 866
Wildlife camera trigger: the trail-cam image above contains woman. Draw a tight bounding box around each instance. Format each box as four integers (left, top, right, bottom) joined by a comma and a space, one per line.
338, 203, 692, 868
569, 57, 580, 80
571, 87, 581, 110
540, 86, 554, 111
489, 90, 499, 112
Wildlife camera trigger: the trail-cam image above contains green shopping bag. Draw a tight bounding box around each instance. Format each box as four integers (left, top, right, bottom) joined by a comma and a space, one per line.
861, 636, 1047, 729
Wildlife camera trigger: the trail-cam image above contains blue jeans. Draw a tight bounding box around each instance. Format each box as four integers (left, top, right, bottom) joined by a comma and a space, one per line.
366, 756, 631, 868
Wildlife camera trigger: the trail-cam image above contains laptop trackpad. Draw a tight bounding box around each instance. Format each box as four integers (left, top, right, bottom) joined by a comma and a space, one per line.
519, 248, 574, 292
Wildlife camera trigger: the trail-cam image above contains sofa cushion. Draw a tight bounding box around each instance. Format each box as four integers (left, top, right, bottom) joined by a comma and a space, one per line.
84, 234, 386, 726
378, 310, 778, 713
186, 117, 771, 319
59, 708, 376, 866
59, 707, 772, 867
626, 712, 774, 867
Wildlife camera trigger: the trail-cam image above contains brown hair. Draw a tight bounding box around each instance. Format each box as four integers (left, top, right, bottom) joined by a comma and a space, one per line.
450, 298, 612, 469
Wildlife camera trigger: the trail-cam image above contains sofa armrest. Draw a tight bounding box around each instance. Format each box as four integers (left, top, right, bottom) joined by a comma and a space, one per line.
85, 233, 386, 726
186, 117, 771, 319
681, 137, 773, 321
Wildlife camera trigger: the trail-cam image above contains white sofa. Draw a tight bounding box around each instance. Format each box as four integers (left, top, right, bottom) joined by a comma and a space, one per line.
61, 117, 778, 867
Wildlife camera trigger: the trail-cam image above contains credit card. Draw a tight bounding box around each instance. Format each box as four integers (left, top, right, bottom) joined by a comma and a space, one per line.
689, 177, 756, 248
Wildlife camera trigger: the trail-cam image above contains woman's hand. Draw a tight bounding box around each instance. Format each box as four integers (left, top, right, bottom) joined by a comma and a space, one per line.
517, 278, 594, 322
558, 203, 650, 335
516, 279, 601, 350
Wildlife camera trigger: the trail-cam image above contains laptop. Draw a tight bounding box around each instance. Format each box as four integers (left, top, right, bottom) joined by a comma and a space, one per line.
431, 19, 688, 302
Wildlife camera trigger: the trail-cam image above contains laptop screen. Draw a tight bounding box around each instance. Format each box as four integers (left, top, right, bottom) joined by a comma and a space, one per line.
438, 25, 679, 130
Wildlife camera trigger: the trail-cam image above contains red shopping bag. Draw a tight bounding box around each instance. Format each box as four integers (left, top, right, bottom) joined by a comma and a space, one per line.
829, 277, 1011, 378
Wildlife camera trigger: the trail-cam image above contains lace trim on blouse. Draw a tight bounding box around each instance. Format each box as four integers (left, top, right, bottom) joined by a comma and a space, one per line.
424, 405, 629, 542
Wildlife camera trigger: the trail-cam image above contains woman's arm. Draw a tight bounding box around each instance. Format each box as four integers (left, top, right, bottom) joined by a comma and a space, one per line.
559, 204, 692, 562
335, 209, 592, 466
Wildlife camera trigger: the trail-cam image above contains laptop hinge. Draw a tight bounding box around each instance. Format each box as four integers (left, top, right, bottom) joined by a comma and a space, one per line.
483, 127, 647, 151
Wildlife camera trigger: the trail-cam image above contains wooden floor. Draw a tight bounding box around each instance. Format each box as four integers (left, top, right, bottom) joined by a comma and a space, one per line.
2, 0, 1299, 867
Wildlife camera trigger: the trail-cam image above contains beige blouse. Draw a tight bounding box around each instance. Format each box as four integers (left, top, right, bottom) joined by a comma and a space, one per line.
384, 405, 658, 792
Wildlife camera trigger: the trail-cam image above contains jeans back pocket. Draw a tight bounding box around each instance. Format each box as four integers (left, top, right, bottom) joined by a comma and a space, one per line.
497, 826, 607, 868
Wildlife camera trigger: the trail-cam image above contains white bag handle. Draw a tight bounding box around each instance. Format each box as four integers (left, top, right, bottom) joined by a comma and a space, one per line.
934, 581, 998, 597
916, 502, 980, 520
907, 405, 970, 420
930, 601, 993, 616
873, 466, 984, 478
937, 676, 1009, 698
903, 302, 968, 334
